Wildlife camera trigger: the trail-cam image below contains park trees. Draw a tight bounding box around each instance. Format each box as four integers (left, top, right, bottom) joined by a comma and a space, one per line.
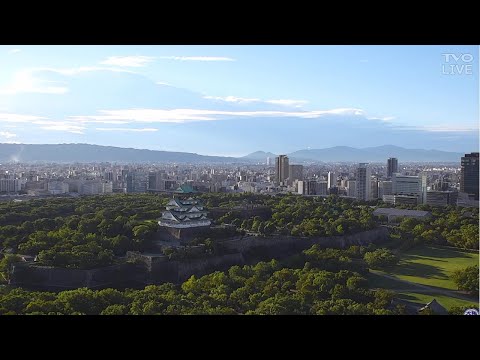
452, 265, 479, 294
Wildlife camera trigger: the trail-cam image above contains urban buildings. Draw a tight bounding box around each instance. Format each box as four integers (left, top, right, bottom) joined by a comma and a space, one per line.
0, 179, 22, 193
426, 190, 458, 207
0, 155, 474, 209
460, 152, 479, 200
347, 180, 356, 197
327, 171, 336, 189
355, 163, 371, 201
289, 164, 304, 185
391, 173, 427, 205
275, 155, 289, 185
316, 181, 328, 195
387, 158, 398, 178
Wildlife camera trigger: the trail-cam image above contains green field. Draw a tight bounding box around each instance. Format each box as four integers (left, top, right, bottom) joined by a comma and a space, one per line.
398, 292, 478, 311
381, 246, 479, 290
368, 245, 479, 311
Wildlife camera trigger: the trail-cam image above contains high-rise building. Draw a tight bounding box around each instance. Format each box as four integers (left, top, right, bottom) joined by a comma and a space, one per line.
387, 158, 398, 178
355, 163, 371, 201
460, 152, 479, 200
148, 172, 157, 190
327, 171, 336, 189
392, 173, 426, 204
275, 155, 289, 185
297, 180, 305, 195
266, 157, 272, 166
316, 181, 328, 195
307, 180, 318, 195
289, 164, 304, 184
0, 179, 21, 193
347, 180, 356, 197
371, 178, 379, 200
126, 171, 148, 193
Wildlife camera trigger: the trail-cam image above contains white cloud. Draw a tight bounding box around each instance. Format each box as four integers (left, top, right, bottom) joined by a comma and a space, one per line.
204, 95, 260, 103
204, 95, 308, 108
0, 66, 136, 95
366, 116, 396, 122
8, 48, 21, 54
156, 81, 171, 86
33, 66, 136, 76
68, 117, 129, 125
100, 56, 155, 67
159, 56, 235, 62
31, 120, 86, 134
70, 107, 366, 124
400, 125, 479, 133
95, 127, 158, 132
0, 113, 86, 134
0, 131, 17, 139
0, 70, 69, 95
0, 113, 47, 123
266, 99, 309, 107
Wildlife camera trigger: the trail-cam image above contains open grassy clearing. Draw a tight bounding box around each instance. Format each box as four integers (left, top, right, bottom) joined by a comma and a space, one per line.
379, 245, 478, 290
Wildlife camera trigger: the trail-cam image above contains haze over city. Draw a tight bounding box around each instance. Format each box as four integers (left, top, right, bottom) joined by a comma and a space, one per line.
0, 45, 478, 156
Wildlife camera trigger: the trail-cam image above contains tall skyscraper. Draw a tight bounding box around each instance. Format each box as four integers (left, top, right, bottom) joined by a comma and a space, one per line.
387, 158, 398, 178
327, 171, 336, 189
275, 155, 289, 185
356, 163, 371, 201
289, 164, 304, 184
460, 152, 479, 200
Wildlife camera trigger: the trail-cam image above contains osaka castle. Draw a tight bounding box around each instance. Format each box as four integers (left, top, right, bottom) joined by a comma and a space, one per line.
158, 197, 211, 229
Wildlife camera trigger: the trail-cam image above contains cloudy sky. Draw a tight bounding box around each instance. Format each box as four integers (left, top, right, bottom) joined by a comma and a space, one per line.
0, 45, 478, 156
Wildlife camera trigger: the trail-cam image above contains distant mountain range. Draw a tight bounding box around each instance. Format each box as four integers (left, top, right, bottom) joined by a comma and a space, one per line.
0, 143, 465, 163
0, 143, 240, 164
287, 145, 464, 162
241, 145, 464, 162
241, 151, 278, 160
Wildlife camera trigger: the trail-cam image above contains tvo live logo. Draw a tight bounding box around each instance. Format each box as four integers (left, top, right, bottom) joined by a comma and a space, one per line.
442, 53, 474, 75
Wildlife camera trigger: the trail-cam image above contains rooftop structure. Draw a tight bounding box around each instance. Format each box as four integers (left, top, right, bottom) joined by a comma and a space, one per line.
158, 197, 211, 229
373, 207, 432, 222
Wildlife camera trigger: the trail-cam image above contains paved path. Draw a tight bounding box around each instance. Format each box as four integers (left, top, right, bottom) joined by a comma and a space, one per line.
373, 272, 477, 302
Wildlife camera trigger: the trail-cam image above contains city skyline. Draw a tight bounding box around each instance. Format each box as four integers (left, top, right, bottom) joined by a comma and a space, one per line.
0, 45, 478, 156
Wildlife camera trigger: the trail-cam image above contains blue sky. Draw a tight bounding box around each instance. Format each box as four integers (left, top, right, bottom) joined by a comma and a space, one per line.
0, 45, 478, 156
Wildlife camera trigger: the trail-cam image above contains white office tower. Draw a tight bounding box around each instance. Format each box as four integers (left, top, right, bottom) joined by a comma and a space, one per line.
392, 173, 427, 205
297, 180, 305, 195
327, 171, 336, 189
355, 163, 371, 201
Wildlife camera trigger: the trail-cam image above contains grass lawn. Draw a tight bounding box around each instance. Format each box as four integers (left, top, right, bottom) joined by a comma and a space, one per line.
380, 245, 479, 290
398, 292, 478, 311
367, 272, 412, 290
